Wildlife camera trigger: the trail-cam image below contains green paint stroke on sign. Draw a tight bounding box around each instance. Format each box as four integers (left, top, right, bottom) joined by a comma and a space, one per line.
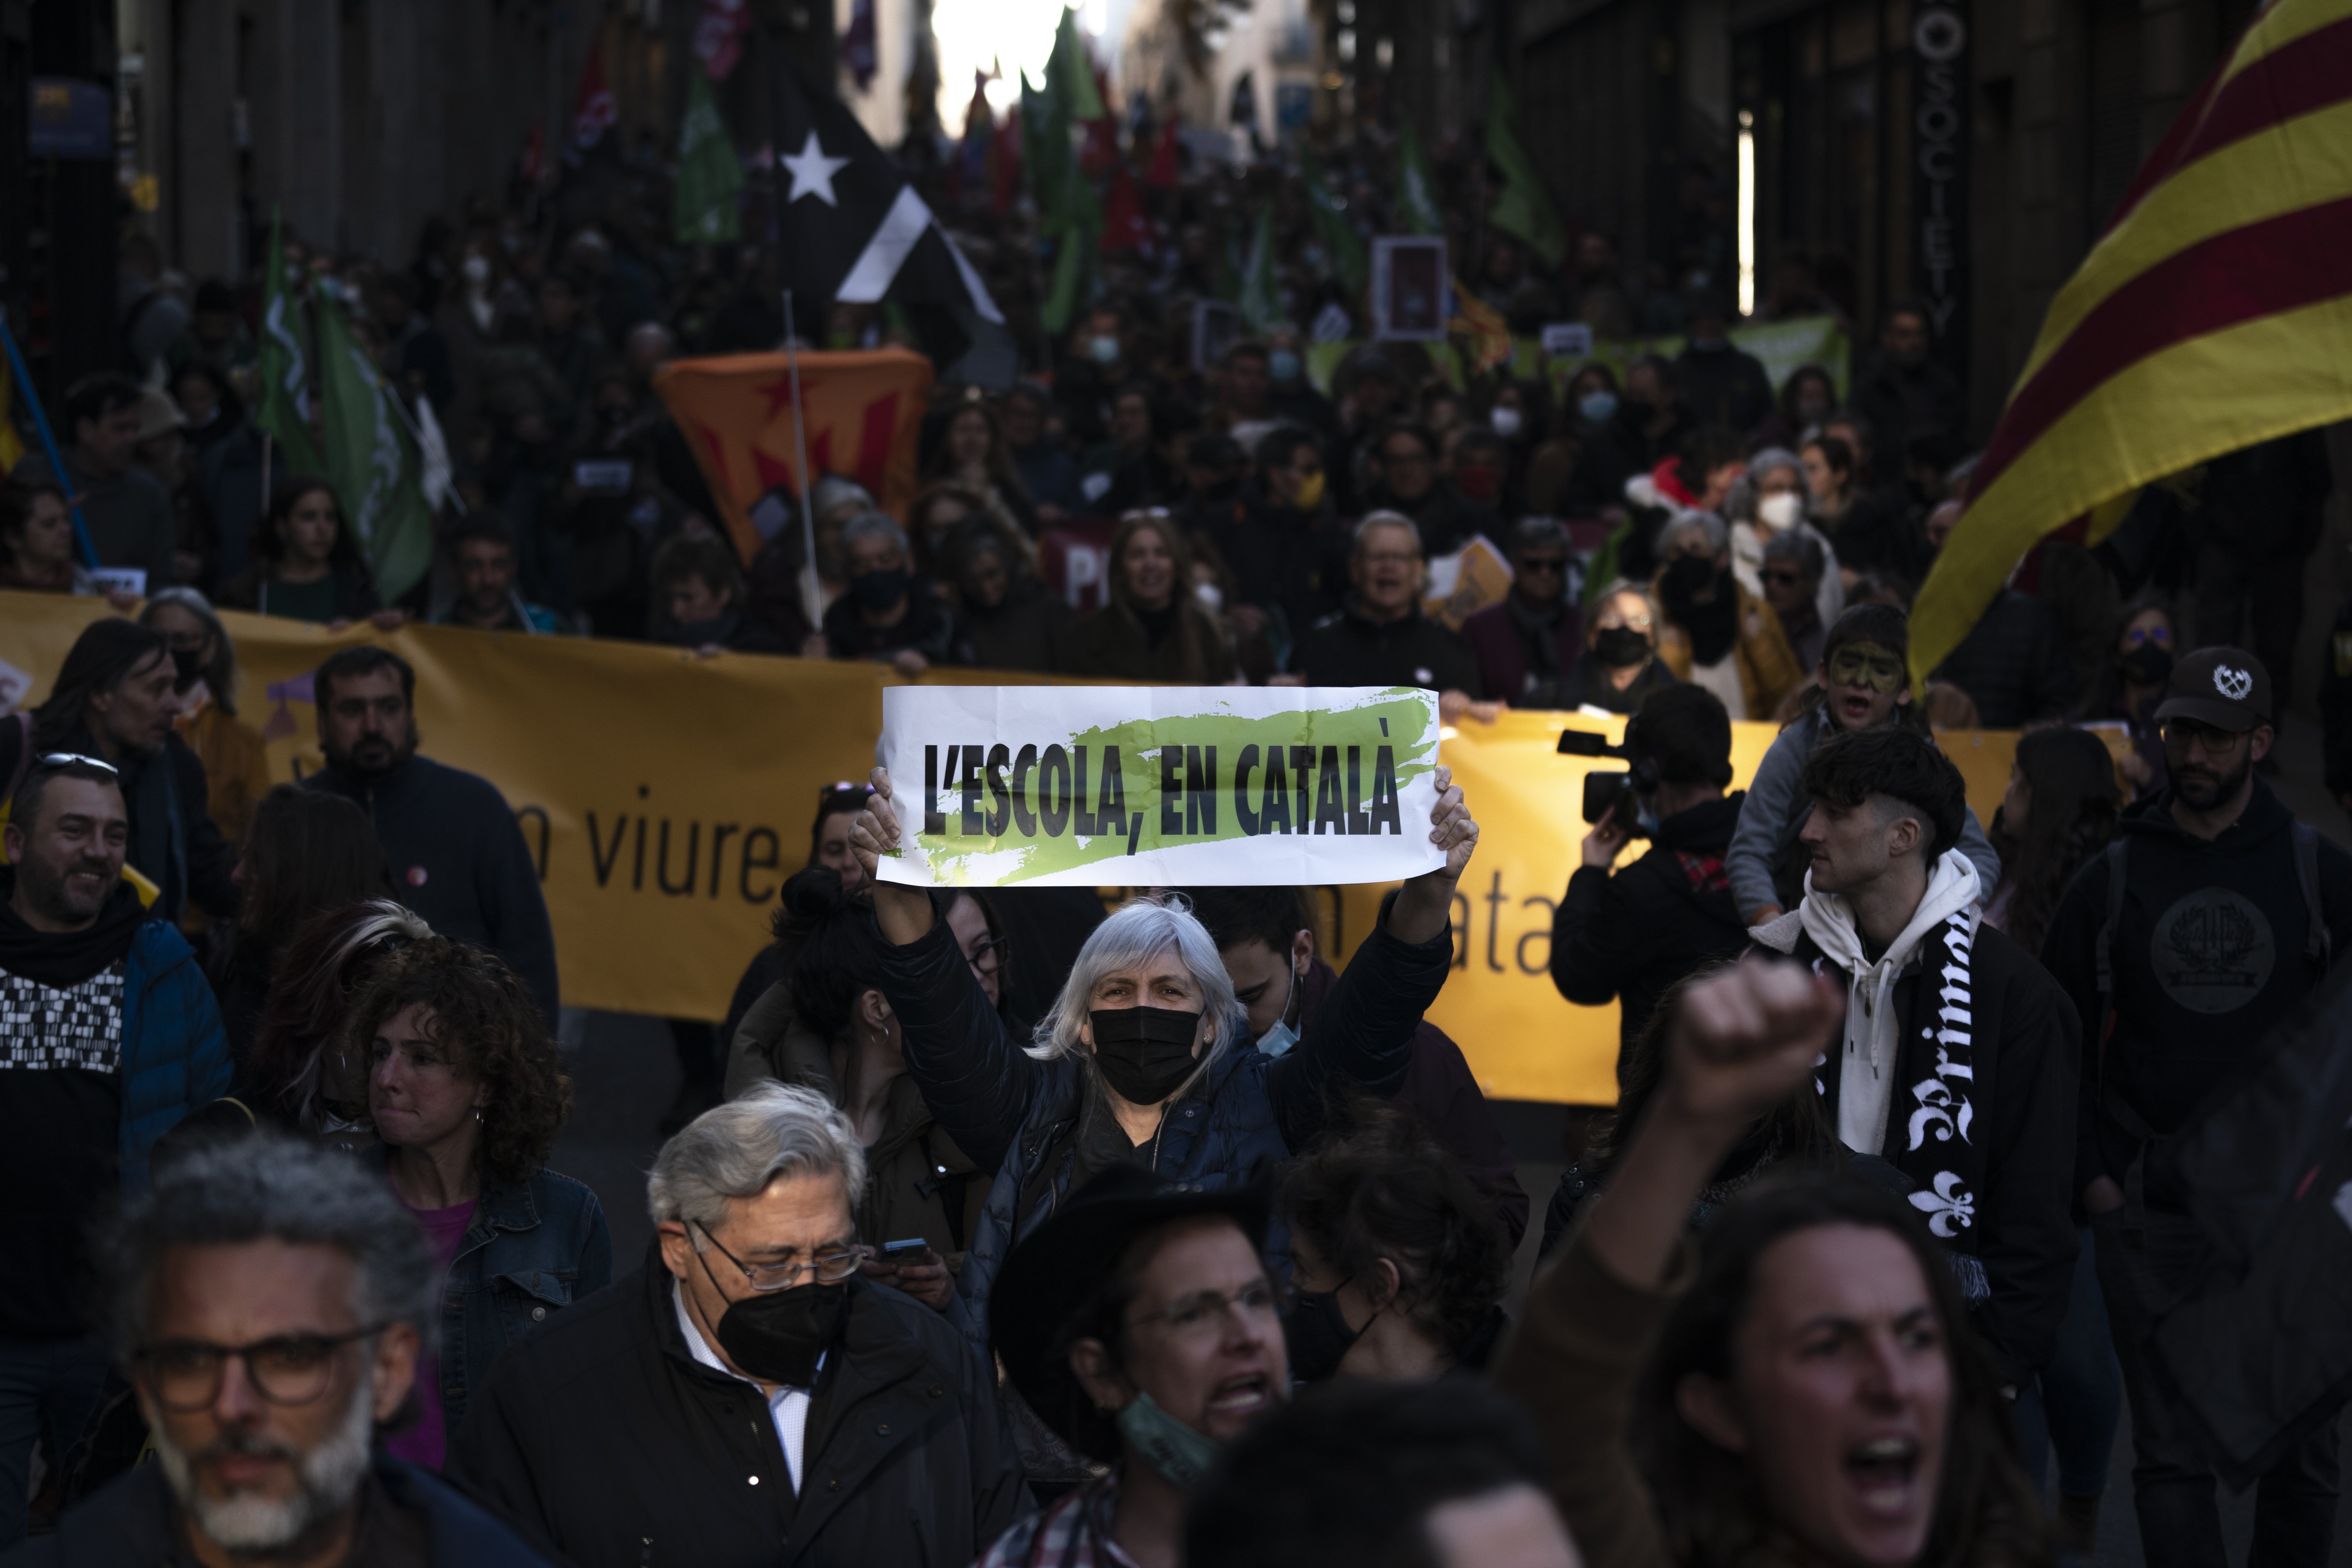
908, 690, 1437, 886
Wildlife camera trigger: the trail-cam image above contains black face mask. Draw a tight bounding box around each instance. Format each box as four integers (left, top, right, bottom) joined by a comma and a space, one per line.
1592, 625, 1652, 669
1284, 1287, 1366, 1384
170, 648, 205, 688
704, 1260, 848, 1387
1659, 553, 1720, 607
851, 567, 911, 611
1090, 1004, 1202, 1105
2119, 643, 2173, 686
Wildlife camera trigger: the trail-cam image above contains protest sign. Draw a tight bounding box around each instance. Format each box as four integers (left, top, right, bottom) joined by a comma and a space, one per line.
874, 685, 1445, 889
0, 592, 2019, 1103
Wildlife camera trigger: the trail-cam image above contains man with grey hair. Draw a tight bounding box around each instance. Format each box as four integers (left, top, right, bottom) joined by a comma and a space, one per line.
1295, 511, 1482, 699
821, 511, 959, 675
447, 1083, 1025, 1567
1760, 528, 1830, 672
6, 1133, 559, 1566
1460, 515, 1584, 707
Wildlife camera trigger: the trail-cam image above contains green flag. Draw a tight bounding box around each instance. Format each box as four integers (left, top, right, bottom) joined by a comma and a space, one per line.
1303, 152, 1368, 295
673, 73, 742, 244
1236, 205, 1279, 331
1024, 53, 1099, 336
315, 293, 433, 602
1051, 8, 1105, 122
253, 209, 324, 475
1486, 76, 1567, 267
1395, 124, 1441, 237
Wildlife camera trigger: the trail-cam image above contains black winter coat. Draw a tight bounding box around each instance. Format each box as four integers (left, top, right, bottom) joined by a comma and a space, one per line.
1550, 793, 1751, 1068
2041, 781, 2352, 1210
1297, 604, 1483, 697
1753, 909, 2081, 1381
447, 1252, 1029, 1568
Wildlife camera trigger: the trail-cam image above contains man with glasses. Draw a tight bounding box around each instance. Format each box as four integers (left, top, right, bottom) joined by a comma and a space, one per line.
979, 1165, 1288, 1568
14, 1133, 557, 1566
0, 756, 230, 1549
1362, 421, 1497, 560
448, 1082, 1026, 1567
2043, 647, 2352, 1568
1726, 603, 2002, 925
1296, 514, 1482, 703
1460, 517, 1583, 708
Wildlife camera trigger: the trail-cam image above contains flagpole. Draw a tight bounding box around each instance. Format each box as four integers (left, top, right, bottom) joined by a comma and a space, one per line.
782, 289, 824, 635
0, 312, 104, 569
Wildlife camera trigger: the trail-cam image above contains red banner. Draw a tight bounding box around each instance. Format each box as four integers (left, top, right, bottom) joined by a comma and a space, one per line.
654, 348, 934, 563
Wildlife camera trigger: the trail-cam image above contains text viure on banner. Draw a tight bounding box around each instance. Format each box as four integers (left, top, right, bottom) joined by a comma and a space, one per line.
875, 685, 1445, 889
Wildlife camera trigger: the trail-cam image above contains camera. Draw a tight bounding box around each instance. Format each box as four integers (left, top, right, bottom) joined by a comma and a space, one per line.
1558, 728, 1659, 836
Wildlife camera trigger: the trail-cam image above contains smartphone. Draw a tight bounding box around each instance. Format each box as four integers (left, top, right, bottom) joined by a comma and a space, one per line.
879, 1238, 929, 1260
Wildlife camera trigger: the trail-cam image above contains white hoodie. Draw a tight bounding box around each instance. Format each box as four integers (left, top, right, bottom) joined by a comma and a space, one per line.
1799, 849, 1983, 1158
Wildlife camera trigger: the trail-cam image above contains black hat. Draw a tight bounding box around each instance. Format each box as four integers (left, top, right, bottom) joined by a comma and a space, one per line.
2154, 646, 2272, 733
989, 1165, 1270, 1457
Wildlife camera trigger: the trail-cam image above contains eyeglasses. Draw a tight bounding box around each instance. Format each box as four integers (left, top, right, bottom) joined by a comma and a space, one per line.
1517, 556, 1568, 576
132, 1325, 387, 1413
2160, 718, 2249, 755
2125, 625, 2173, 647
967, 934, 1009, 981
1826, 645, 1906, 694
693, 1222, 861, 1291
1129, 1278, 1288, 1342
1760, 568, 1804, 587
38, 752, 119, 777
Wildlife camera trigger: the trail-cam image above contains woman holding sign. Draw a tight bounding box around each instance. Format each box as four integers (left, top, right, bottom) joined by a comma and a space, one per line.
847, 760, 1478, 1369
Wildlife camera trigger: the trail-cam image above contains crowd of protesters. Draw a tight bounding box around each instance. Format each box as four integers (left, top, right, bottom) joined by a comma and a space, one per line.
2, 90, 2352, 1568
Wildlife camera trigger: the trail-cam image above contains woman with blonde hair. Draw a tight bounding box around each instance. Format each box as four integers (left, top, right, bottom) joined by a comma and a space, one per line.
1053, 510, 1236, 682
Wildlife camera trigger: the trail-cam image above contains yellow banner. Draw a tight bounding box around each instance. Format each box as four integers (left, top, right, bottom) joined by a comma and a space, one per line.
0, 590, 2015, 1104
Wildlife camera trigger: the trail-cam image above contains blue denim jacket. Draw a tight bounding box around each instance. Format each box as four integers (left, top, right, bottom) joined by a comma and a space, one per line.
369, 1152, 613, 1442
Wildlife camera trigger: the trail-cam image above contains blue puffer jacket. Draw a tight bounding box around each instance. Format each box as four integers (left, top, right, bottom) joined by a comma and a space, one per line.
877, 899, 1454, 1350
119, 919, 234, 1192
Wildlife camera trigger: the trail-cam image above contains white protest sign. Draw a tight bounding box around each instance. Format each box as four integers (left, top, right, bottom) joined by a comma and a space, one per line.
875, 685, 1445, 889
89, 567, 147, 598
1540, 322, 1594, 359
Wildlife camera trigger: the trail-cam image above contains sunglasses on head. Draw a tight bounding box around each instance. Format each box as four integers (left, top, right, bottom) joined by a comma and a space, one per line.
37, 752, 119, 778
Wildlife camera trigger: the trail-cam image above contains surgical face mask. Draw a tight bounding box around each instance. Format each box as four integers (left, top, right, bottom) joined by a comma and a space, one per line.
1455, 466, 1501, 503
704, 1260, 847, 1387
1489, 406, 1524, 439
1578, 391, 1619, 426
1268, 348, 1302, 383
850, 567, 910, 611
1090, 1004, 1203, 1105
1290, 469, 1326, 512
1255, 963, 1301, 1059
1283, 1287, 1366, 1384
1795, 396, 1833, 425
1116, 1390, 1221, 1489
1088, 334, 1123, 366
1757, 492, 1803, 530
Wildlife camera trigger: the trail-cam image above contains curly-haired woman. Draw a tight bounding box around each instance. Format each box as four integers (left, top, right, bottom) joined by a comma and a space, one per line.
354, 934, 612, 1468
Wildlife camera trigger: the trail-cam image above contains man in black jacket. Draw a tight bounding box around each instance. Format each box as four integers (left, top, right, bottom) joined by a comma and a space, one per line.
302, 646, 558, 1023
1550, 685, 1749, 1071
1296, 515, 1482, 699
1749, 725, 2079, 1388
448, 1083, 1028, 1568
2041, 647, 2352, 1568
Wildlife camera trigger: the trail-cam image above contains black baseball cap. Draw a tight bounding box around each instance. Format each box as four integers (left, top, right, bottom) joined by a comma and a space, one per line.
989, 1166, 1270, 1457
2154, 646, 2272, 732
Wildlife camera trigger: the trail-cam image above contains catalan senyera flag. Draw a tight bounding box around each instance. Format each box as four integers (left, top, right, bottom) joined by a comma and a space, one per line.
1910, 0, 2352, 690
654, 348, 934, 561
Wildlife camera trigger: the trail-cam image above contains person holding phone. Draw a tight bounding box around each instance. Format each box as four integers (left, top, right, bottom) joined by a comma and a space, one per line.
1550, 685, 1750, 1073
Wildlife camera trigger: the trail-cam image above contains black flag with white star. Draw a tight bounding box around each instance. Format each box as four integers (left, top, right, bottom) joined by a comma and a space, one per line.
769, 57, 1003, 338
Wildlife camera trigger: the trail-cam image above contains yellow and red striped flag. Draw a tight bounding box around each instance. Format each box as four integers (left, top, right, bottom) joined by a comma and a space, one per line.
1910, 0, 2352, 689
